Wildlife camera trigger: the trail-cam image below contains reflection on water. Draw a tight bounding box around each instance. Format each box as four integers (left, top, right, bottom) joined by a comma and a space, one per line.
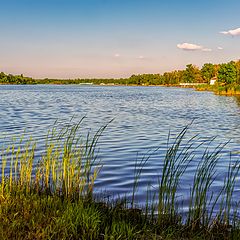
0, 85, 240, 208
234, 96, 240, 107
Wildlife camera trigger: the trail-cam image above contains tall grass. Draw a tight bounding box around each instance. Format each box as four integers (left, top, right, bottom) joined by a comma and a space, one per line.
157, 126, 196, 227
1, 121, 240, 239
187, 141, 227, 229
0, 118, 107, 200
128, 126, 240, 238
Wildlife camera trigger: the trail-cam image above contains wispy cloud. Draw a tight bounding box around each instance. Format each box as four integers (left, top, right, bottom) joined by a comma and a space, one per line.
177, 42, 211, 52
220, 27, 240, 36
114, 53, 120, 57
177, 42, 202, 51
202, 48, 212, 52
217, 46, 223, 50
137, 55, 144, 59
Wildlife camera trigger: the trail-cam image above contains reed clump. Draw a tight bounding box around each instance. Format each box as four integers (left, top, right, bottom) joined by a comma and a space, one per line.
0, 118, 105, 201
1, 121, 240, 239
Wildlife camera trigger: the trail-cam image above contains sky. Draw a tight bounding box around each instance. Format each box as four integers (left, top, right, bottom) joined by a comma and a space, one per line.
0, 0, 240, 79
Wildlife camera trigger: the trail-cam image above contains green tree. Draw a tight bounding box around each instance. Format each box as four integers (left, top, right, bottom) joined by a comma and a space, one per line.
236, 60, 240, 84
201, 63, 216, 83
218, 61, 237, 84
183, 64, 203, 83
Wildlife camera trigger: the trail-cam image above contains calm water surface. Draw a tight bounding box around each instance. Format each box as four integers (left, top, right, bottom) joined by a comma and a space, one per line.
0, 85, 240, 208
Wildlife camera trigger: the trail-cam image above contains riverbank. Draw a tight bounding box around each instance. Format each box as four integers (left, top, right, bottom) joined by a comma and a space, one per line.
195, 84, 240, 96
1, 59, 240, 89
1, 122, 240, 239
2, 79, 240, 98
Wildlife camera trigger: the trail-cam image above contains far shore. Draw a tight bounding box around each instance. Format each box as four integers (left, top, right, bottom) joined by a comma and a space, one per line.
1, 81, 240, 96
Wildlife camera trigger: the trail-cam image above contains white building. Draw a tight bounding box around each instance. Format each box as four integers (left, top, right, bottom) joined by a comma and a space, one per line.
210, 77, 217, 85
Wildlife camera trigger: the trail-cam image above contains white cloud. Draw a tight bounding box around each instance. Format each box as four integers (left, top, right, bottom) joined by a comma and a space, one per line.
202, 48, 212, 52
217, 46, 223, 50
220, 27, 240, 36
177, 42, 212, 52
177, 42, 202, 51
114, 53, 120, 57
137, 55, 144, 59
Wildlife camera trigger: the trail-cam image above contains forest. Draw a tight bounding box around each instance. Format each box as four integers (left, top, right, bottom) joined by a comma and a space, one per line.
1, 60, 240, 87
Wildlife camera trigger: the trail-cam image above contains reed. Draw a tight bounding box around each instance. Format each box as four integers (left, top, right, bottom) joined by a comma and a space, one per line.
131, 153, 152, 208
187, 141, 226, 229
157, 126, 196, 227
0, 118, 107, 201
1, 121, 240, 239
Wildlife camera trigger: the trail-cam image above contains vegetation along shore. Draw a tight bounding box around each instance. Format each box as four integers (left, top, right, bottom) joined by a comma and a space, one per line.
1, 60, 240, 96
1, 120, 240, 239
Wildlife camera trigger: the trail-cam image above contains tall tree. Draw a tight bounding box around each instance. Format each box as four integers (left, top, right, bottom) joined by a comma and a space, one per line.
218, 61, 237, 84
236, 60, 240, 84
201, 63, 216, 83
183, 64, 203, 83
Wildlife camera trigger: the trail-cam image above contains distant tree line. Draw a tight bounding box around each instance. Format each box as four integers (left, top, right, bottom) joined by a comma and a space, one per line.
127, 60, 240, 86
1, 60, 240, 86
0, 72, 36, 84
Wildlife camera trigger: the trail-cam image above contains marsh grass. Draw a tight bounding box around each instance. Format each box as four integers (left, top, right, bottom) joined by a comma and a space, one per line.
157, 126, 196, 227
0, 117, 108, 201
1, 121, 240, 239
195, 83, 240, 96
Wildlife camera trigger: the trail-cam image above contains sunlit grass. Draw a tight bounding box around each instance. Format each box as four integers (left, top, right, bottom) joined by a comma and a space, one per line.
195, 83, 240, 96
0, 118, 107, 201
1, 120, 240, 239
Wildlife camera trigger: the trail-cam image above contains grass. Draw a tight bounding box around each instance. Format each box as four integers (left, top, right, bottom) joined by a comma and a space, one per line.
195, 83, 240, 96
1, 120, 240, 239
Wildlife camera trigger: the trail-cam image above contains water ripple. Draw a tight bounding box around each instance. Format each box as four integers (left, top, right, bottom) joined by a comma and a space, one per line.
0, 85, 240, 207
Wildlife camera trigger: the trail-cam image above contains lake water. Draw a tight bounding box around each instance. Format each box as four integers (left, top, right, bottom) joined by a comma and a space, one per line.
0, 85, 240, 209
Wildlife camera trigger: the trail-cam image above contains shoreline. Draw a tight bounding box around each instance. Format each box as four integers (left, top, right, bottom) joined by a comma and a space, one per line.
1, 122, 240, 239
1, 82, 240, 96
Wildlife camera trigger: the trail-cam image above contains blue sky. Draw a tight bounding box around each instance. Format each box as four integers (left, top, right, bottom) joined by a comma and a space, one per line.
0, 0, 240, 78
